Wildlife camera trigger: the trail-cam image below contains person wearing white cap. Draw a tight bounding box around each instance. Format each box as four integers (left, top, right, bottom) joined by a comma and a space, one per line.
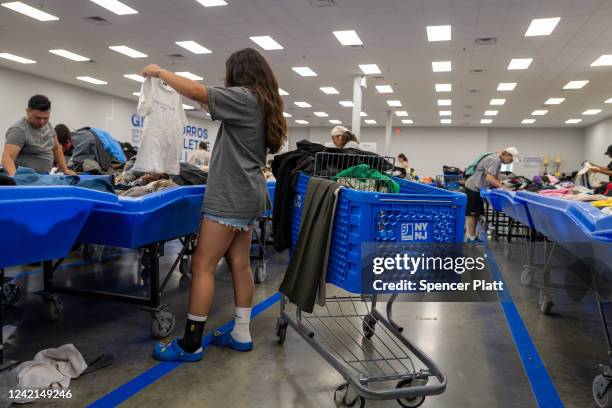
330, 125, 360, 149
464, 147, 519, 242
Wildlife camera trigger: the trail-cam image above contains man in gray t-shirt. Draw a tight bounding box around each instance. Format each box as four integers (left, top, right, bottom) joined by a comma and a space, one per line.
464, 147, 518, 242
2, 95, 73, 175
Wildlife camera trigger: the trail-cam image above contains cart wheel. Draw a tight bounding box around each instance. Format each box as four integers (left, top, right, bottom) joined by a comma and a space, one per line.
363, 314, 377, 339
179, 257, 191, 277
593, 375, 612, 408
43, 294, 64, 321
254, 264, 266, 284
540, 295, 554, 315
276, 318, 288, 345
520, 268, 534, 286
151, 311, 175, 339
334, 383, 366, 407
396, 378, 427, 408
3, 282, 21, 305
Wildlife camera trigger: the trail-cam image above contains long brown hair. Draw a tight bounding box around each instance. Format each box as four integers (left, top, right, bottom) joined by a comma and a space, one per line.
225, 48, 287, 153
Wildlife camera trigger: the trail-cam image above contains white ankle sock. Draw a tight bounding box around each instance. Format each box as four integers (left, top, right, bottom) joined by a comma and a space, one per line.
231, 307, 252, 343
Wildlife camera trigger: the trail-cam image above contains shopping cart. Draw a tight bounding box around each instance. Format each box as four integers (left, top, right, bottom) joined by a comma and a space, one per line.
276, 153, 466, 407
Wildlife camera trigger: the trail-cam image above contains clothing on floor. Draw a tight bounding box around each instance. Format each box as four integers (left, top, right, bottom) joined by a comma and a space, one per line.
134, 77, 187, 175
203, 86, 268, 219
89, 128, 127, 163
12, 344, 87, 403
279, 178, 343, 314
118, 179, 177, 197
332, 163, 400, 193
12, 167, 115, 193
465, 154, 501, 192
4, 117, 55, 174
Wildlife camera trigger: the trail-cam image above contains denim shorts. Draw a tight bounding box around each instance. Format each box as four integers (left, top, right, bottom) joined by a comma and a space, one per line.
203, 213, 257, 231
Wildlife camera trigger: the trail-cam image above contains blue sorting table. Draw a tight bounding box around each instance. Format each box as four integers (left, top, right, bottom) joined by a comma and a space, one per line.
480, 188, 502, 212
516, 191, 612, 406
491, 189, 534, 229
0, 186, 118, 268
43, 185, 205, 339
0, 186, 117, 368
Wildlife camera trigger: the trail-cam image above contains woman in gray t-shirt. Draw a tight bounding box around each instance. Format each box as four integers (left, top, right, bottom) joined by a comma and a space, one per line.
142, 48, 287, 361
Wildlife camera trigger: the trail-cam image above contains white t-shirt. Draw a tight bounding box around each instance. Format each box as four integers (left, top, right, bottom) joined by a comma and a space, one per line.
134, 77, 187, 175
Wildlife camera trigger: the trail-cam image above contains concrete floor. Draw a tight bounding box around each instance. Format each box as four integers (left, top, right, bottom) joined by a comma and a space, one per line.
0, 239, 608, 407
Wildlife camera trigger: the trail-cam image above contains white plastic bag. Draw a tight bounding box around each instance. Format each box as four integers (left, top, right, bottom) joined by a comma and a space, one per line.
133, 77, 187, 175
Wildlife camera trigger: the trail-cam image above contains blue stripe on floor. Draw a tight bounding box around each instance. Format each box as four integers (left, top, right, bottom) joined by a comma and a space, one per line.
87, 291, 281, 408
485, 245, 564, 408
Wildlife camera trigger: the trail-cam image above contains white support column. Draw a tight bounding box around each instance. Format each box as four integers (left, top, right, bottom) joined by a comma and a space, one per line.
351, 75, 362, 139
384, 110, 392, 156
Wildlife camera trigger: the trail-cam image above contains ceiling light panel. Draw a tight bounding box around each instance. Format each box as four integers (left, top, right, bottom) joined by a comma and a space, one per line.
90, 0, 137, 15
376, 85, 393, 93
320, 87, 339, 94
339, 100, 353, 107
497, 82, 517, 91
508, 58, 532, 70
438, 99, 452, 106
0, 52, 36, 64
175, 41, 212, 54
490, 99, 506, 105
359, 64, 381, 75
401, 119, 413, 124
124, 74, 145, 82
49, 49, 90, 61
563, 80, 588, 89
532, 110, 548, 115
175, 71, 203, 80
544, 98, 565, 105
333, 30, 362, 46
294, 101, 311, 108
387, 100, 402, 107
1, 2, 58, 21
313, 111, 328, 117
249, 36, 283, 50
432, 61, 451, 72
426, 25, 451, 41
525, 17, 560, 36
196, 0, 227, 6
292, 66, 317, 76
395, 111, 408, 117
109, 45, 147, 58
77, 76, 107, 85
522, 118, 536, 124
435, 83, 451, 92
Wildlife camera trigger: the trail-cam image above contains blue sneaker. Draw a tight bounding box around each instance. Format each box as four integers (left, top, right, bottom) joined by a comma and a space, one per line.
153, 338, 203, 362
211, 331, 253, 352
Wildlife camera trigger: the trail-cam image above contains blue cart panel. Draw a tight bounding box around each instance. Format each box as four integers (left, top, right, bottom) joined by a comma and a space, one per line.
292, 173, 466, 293
491, 189, 534, 229
78, 186, 205, 248
0, 186, 118, 268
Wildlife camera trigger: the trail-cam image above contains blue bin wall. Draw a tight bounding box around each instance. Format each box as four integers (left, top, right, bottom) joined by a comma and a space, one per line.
291, 173, 466, 293
78, 186, 205, 248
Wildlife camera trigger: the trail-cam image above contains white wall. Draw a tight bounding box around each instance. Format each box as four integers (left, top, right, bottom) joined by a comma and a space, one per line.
0, 65, 218, 157
488, 128, 584, 178
288, 126, 587, 179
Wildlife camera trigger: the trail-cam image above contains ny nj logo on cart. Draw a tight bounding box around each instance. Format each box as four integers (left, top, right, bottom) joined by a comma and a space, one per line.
400, 222, 430, 241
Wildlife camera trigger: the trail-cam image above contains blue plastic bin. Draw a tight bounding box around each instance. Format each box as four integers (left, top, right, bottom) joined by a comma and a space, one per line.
291, 173, 466, 293
78, 186, 205, 248
0, 186, 118, 268
491, 189, 534, 228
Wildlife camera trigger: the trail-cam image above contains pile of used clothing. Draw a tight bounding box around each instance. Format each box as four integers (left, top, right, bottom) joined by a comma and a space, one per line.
271, 140, 400, 250
6, 167, 115, 193
68, 127, 127, 174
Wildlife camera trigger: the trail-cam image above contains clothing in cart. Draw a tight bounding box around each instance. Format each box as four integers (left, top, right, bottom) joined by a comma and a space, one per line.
133, 77, 187, 175
279, 178, 342, 313
11, 167, 114, 193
